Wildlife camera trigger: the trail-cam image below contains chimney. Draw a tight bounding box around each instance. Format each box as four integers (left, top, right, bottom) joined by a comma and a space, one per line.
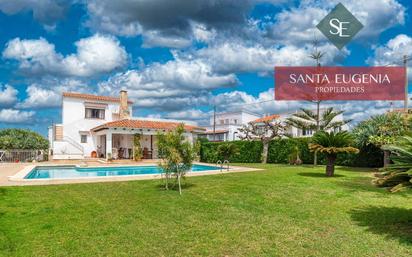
119, 90, 130, 119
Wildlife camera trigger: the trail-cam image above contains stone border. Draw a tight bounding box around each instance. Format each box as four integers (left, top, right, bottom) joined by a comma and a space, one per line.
7, 162, 262, 186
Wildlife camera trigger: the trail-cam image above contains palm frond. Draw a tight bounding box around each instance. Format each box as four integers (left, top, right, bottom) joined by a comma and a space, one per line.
309, 131, 358, 154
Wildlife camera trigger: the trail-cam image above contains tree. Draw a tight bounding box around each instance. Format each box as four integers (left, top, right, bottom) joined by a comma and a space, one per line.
239, 120, 289, 164
0, 129, 48, 150
288, 145, 302, 165
157, 124, 198, 195
309, 131, 359, 177
217, 143, 239, 161
133, 134, 142, 161
353, 113, 409, 167
286, 107, 351, 166
374, 136, 412, 192
286, 107, 350, 132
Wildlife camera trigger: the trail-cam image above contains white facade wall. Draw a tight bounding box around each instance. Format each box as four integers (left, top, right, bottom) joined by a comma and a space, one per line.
204, 111, 261, 141
52, 97, 132, 159
202, 109, 349, 141
278, 112, 349, 137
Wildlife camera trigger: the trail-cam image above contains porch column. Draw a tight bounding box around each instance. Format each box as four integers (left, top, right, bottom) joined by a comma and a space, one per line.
106, 130, 112, 159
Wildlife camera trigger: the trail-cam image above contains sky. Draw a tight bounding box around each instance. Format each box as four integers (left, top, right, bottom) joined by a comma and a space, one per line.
0, 0, 411, 135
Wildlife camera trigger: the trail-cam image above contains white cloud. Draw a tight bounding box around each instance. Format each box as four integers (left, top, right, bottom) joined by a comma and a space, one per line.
267, 0, 405, 46
191, 22, 216, 43
164, 109, 211, 121
194, 42, 348, 74
0, 0, 69, 26
3, 34, 127, 77
367, 34, 412, 81
367, 34, 412, 65
18, 85, 60, 109
142, 31, 192, 48
0, 84, 18, 107
0, 109, 35, 123
98, 57, 238, 111
17, 78, 89, 109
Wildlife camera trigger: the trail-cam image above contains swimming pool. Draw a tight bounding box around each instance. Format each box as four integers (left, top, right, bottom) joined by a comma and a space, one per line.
24, 164, 221, 179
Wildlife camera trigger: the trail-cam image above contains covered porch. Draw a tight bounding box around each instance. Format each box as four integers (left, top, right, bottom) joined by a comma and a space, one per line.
90, 119, 203, 160
92, 128, 159, 160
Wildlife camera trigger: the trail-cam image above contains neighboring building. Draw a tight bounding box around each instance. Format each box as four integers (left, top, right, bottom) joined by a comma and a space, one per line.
48, 91, 204, 160
200, 108, 349, 141
199, 110, 260, 141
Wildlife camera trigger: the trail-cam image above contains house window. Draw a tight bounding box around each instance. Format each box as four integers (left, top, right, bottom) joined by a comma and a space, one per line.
220, 119, 224, 125
85, 108, 105, 119
233, 119, 238, 124
81, 135, 88, 143
225, 119, 229, 124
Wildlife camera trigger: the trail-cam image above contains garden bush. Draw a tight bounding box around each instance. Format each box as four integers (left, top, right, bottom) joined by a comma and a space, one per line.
0, 129, 49, 150
200, 138, 383, 167
200, 141, 262, 163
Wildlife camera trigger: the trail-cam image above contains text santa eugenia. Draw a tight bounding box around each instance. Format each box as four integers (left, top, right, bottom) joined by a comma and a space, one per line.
289, 73, 391, 84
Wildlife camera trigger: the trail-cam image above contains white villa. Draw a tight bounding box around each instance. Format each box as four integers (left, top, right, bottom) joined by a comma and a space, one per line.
48, 91, 204, 160
199, 111, 261, 141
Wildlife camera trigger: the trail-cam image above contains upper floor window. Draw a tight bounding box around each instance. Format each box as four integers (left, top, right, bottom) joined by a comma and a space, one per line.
85, 108, 105, 119
220, 119, 224, 125
80, 135, 88, 143
233, 119, 238, 124
225, 119, 229, 124
302, 128, 310, 136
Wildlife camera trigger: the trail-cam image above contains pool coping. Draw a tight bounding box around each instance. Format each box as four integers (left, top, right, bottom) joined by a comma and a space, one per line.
7, 162, 262, 186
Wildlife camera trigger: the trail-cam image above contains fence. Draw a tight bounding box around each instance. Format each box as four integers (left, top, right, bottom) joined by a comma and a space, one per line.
0, 149, 48, 163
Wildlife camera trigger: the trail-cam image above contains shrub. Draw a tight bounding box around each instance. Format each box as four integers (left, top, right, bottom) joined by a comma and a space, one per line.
200, 137, 382, 168
200, 141, 262, 163
217, 143, 239, 161
373, 136, 412, 192
288, 146, 302, 165
0, 129, 48, 150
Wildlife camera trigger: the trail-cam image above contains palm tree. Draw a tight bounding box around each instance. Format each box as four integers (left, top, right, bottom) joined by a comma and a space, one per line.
353, 113, 408, 167
309, 131, 359, 177
217, 143, 239, 161
287, 107, 351, 166
286, 107, 351, 132
374, 136, 412, 192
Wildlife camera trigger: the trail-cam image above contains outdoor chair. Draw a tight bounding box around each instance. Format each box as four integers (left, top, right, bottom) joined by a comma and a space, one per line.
112, 148, 119, 159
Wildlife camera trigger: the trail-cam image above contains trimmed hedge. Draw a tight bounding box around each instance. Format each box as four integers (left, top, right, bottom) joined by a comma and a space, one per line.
267, 138, 314, 164
200, 138, 383, 168
200, 141, 262, 163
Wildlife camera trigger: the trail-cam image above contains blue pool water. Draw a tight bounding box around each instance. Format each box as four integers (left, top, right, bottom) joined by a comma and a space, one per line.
25, 164, 220, 179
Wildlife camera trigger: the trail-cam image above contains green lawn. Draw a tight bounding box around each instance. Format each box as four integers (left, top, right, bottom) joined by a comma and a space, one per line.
1, 164, 411, 257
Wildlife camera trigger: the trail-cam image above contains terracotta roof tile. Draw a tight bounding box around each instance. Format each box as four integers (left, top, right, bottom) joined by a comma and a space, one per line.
199, 129, 228, 134
63, 92, 133, 104
252, 114, 280, 123
91, 119, 205, 133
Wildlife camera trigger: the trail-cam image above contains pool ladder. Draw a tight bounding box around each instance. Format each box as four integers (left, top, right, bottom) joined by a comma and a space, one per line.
216, 160, 230, 172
